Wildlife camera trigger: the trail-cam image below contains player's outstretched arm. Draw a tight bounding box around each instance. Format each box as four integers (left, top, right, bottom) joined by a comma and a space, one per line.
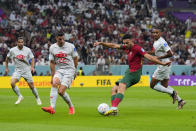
158, 50, 173, 59
147, 49, 155, 55
5, 57, 9, 76
94, 42, 121, 49
144, 53, 171, 66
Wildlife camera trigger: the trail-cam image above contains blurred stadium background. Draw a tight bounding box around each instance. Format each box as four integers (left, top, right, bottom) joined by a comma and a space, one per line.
0, 0, 196, 131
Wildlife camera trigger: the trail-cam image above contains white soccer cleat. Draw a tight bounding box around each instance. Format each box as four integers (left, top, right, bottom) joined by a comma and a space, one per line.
36, 98, 42, 105
15, 96, 24, 105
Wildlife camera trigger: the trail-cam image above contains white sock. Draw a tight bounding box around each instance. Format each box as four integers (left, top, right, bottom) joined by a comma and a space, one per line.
153, 84, 173, 94
167, 86, 182, 102
31, 88, 39, 99
60, 92, 74, 107
111, 107, 118, 110
50, 87, 58, 109
12, 86, 21, 97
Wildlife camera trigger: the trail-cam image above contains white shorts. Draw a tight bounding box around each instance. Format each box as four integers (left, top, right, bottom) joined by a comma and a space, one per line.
53, 69, 75, 88
11, 69, 33, 83
152, 65, 171, 81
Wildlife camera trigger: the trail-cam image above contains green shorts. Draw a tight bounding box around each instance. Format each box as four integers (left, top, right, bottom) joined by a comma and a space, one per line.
116, 68, 142, 88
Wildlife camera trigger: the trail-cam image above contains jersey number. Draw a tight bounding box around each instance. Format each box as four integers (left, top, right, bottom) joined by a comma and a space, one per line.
58, 58, 67, 63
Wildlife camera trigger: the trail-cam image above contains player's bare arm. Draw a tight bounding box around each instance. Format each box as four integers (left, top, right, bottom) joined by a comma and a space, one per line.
73, 56, 78, 78
94, 42, 121, 49
158, 50, 173, 59
50, 60, 55, 84
144, 53, 171, 66
147, 49, 155, 55
5, 57, 9, 76
31, 58, 35, 73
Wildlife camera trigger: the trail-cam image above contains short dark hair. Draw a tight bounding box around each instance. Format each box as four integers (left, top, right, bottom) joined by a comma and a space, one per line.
17, 37, 24, 41
122, 34, 132, 40
152, 26, 162, 32
56, 31, 64, 36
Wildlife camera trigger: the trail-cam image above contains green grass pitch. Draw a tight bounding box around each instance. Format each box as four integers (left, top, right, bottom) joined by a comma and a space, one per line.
0, 86, 196, 131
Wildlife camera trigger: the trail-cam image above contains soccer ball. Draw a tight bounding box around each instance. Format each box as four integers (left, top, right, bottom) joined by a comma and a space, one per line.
97, 103, 109, 115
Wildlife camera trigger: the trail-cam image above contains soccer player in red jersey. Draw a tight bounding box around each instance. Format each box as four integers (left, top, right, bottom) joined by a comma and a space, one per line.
94, 34, 171, 116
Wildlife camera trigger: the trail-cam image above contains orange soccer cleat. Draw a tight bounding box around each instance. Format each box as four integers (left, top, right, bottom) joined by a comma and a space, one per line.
41, 106, 55, 114
69, 107, 75, 115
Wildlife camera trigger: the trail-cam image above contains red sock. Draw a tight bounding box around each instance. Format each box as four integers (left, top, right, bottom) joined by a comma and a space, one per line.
111, 93, 124, 107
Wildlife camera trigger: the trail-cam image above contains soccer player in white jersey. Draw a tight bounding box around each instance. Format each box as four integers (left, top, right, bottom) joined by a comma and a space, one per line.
42, 32, 78, 115
5, 37, 42, 105
149, 29, 185, 109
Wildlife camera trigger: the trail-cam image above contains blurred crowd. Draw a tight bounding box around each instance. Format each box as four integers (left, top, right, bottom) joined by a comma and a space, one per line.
0, 0, 195, 68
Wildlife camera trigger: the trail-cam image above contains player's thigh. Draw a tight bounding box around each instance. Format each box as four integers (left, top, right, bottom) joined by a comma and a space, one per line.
10, 78, 19, 86
120, 68, 142, 88
160, 79, 169, 87
58, 85, 67, 95
61, 74, 74, 89
150, 77, 160, 88
22, 71, 33, 83
53, 72, 63, 87
11, 71, 22, 84
27, 82, 34, 88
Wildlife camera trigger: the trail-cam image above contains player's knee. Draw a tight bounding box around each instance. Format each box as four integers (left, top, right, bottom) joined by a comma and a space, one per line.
111, 87, 117, 94
52, 82, 59, 87
58, 89, 64, 96
10, 81, 16, 87
150, 83, 155, 89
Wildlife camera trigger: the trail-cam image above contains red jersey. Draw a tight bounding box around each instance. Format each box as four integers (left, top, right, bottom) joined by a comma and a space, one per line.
121, 44, 146, 72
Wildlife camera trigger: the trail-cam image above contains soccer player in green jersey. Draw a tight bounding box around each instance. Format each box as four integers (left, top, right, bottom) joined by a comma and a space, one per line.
94, 34, 171, 116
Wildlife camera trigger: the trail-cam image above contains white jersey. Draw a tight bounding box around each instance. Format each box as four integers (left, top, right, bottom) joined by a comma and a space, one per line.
152, 37, 171, 80
153, 37, 171, 63
7, 46, 34, 71
49, 42, 78, 71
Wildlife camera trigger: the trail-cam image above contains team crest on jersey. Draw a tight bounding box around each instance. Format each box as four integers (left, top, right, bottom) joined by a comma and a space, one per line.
16, 54, 25, 60
164, 43, 168, 47
55, 52, 67, 58
141, 48, 145, 52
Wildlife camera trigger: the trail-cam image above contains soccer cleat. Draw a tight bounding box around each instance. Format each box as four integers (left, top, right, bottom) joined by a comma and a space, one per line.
36, 98, 42, 105
104, 109, 118, 116
171, 91, 177, 104
41, 106, 55, 114
69, 107, 75, 115
15, 95, 24, 104
178, 100, 186, 109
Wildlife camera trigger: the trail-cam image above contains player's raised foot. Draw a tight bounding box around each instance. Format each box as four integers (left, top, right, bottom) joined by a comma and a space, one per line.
41, 106, 55, 114
178, 100, 186, 109
36, 98, 42, 105
15, 95, 24, 105
104, 107, 118, 116
171, 91, 177, 104
69, 107, 75, 115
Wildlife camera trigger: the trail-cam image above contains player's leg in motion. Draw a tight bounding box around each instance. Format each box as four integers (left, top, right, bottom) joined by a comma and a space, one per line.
150, 77, 177, 104
58, 85, 75, 115
111, 82, 119, 106
11, 78, 24, 104
105, 83, 126, 116
42, 77, 59, 114
161, 80, 186, 109
27, 82, 42, 105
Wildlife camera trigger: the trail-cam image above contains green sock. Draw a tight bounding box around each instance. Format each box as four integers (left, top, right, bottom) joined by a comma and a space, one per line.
111, 95, 116, 102
115, 93, 124, 100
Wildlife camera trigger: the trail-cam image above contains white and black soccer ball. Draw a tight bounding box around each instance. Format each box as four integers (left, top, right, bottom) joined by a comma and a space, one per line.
97, 103, 109, 115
